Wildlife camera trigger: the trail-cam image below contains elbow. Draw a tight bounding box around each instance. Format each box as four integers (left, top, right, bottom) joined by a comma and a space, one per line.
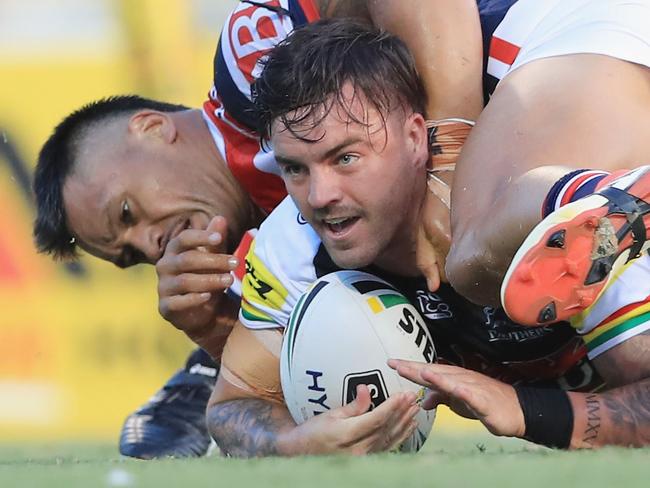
205, 400, 230, 457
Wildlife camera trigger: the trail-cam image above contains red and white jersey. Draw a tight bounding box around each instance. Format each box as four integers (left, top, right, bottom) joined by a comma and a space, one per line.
488, 0, 650, 84
203, 0, 320, 215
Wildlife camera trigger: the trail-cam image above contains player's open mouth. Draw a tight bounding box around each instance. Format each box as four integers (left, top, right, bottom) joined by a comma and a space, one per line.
323, 216, 360, 235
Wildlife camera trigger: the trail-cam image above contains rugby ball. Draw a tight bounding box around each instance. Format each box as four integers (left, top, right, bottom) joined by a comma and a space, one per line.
280, 270, 436, 453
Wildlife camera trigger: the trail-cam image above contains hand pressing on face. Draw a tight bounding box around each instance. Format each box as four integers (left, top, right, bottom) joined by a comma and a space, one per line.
156, 216, 240, 350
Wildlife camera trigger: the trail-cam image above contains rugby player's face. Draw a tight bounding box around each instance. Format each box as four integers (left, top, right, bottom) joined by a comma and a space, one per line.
63, 136, 216, 268
272, 88, 428, 270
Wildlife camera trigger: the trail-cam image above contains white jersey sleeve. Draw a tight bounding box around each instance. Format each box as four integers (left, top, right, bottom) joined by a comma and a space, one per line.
239, 197, 321, 329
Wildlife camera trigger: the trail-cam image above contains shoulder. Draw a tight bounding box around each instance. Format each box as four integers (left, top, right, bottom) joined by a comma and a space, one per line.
240, 197, 322, 329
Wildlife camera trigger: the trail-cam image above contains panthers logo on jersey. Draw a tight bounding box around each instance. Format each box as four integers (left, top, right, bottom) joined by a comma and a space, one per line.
240, 239, 290, 326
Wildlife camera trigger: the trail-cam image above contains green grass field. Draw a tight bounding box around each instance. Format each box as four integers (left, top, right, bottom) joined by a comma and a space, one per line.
2, 429, 649, 488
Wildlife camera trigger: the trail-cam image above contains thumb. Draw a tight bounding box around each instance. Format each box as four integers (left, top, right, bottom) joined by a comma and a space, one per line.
422, 263, 441, 293
422, 389, 446, 410
416, 225, 441, 292
339, 384, 372, 418
206, 216, 229, 251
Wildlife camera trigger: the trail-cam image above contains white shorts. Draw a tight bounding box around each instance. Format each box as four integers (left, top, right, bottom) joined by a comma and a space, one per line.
492, 0, 650, 359
571, 253, 650, 359
489, 0, 650, 81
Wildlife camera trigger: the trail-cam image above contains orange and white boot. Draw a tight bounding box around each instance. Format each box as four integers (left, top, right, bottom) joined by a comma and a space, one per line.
501, 166, 650, 325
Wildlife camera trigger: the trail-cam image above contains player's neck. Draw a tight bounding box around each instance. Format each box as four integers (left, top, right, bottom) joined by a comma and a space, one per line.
373, 192, 425, 277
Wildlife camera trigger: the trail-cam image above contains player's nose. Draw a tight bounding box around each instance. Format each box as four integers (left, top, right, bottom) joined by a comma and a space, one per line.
307, 169, 342, 210
128, 225, 164, 263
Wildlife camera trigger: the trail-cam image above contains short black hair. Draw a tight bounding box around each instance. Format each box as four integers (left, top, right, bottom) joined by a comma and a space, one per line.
253, 19, 427, 145
33, 95, 188, 260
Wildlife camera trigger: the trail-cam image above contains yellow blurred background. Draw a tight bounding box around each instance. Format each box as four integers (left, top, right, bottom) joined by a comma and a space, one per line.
0, 0, 236, 441
0, 0, 475, 445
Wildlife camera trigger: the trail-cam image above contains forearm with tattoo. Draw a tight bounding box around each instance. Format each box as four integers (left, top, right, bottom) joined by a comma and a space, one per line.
207, 398, 296, 457
570, 378, 650, 448
581, 394, 601, 446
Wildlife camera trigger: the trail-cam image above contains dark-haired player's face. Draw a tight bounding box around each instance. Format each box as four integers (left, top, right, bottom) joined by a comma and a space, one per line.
63, 127, 222, 267
272, 84, 429, 271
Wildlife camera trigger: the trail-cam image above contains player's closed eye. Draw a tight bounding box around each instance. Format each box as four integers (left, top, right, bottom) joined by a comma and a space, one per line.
120, 200, 135, 225
280, 164, 305, 177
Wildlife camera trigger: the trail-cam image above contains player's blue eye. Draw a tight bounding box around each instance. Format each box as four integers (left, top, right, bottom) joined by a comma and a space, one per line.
339, 154, 358, 166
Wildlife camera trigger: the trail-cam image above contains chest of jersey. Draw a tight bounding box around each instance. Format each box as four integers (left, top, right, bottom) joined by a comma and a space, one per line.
313, 245, 603, 392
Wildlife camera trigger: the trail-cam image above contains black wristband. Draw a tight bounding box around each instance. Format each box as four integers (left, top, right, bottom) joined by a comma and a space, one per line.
514, 386, 574, 449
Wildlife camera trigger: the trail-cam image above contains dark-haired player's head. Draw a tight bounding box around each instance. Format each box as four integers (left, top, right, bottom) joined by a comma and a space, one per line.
254, 18, 427, 144
254, 20, 430, 271
34, 95, 244, 267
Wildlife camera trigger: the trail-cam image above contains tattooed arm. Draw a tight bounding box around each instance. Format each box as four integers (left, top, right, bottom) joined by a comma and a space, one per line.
206, 379, 295, 457
569, 331, 650, 448
568, 380, 650, 448
206, 321, 419, 457
206, 371, 419, 457
391, 331, 650, 449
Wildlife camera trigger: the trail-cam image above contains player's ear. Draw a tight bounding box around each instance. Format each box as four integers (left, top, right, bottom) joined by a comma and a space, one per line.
404, 112, 428, 165
128, 110, 177, 144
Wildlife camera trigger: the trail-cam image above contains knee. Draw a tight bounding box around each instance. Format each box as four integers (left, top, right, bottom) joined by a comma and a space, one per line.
445, 228, 479, 296
445, 224, 501, 306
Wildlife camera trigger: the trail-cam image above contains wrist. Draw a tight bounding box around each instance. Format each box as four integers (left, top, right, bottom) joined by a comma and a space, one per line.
276, 421, 308, 456
190, 327, 229, 361
514, 386, 574, 449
